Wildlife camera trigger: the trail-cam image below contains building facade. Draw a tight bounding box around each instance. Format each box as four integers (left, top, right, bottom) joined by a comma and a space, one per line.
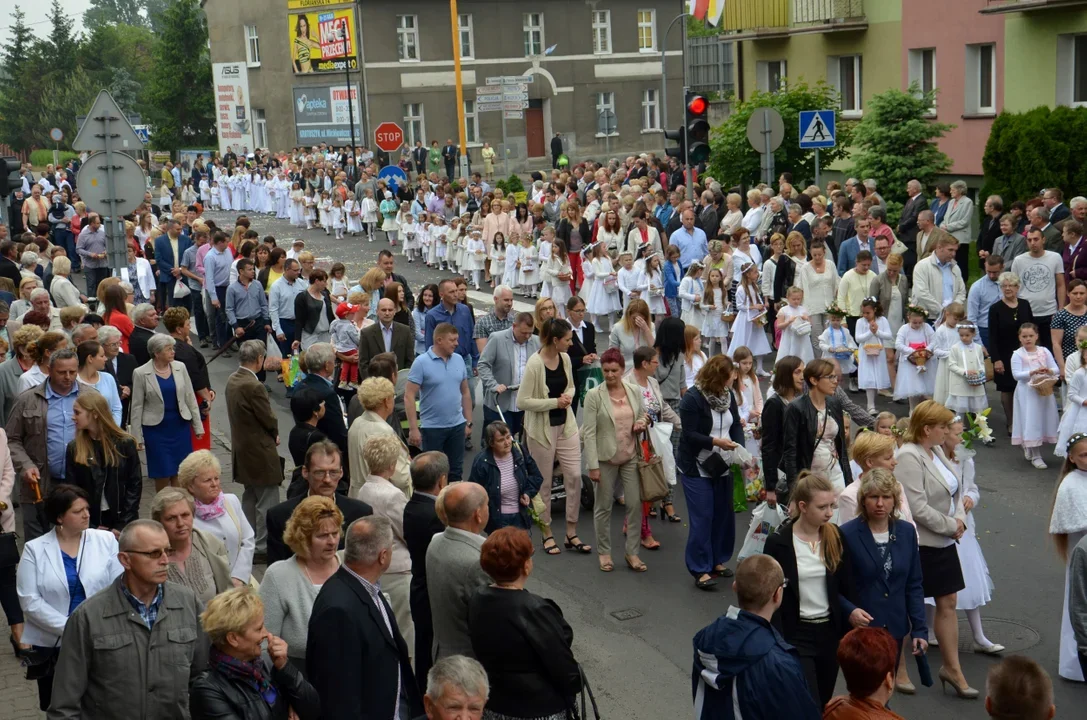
204, 0, 685, 168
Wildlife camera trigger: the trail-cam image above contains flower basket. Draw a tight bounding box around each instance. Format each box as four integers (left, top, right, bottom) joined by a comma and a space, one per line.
908, 349, 931, 366
1030, 374, 1058, 396
863, 343, 883, 357
965, 372, 988, 387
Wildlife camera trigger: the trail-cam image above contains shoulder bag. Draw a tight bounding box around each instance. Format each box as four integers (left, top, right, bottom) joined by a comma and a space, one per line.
637, 431, 669, 503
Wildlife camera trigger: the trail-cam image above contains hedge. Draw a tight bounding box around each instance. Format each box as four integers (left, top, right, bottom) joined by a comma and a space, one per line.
29, 149, 81, 168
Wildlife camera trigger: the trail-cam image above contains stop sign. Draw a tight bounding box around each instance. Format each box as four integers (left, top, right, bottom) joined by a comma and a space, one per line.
374, 122, 404, 153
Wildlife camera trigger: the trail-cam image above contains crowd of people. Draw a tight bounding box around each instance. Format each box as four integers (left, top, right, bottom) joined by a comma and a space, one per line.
0, 148, 1081, 719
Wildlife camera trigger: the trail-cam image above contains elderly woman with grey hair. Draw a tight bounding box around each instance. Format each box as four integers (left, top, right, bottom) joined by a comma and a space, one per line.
940, 179, 975, 279
19, 251, 40, 284
424, 655, 490, 719
151, 487, 233, 605
49, 256, 86, 308
131, 333, 203, 490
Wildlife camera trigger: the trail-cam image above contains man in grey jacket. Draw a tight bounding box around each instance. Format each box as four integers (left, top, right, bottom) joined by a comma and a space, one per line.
48, 520, 207, 719
425, 482, 492, 660
477, 313, 539, 444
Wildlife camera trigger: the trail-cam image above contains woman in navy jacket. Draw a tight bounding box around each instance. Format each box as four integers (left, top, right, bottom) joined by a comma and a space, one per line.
839, 468, 929, 691
469, 421, 544, 533
677, 354, 745, 590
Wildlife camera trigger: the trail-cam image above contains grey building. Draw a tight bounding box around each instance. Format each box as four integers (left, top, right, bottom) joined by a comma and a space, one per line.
205, 0, 685, 168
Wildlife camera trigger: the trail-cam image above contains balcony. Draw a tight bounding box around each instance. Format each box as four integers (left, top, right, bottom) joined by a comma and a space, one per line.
721, 0, 867, 39
981, 0, 1087, 13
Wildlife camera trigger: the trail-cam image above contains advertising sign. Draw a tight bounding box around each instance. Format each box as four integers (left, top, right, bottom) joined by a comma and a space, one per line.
290, 8, 358, 74
293, 84, 363, 145
287, 0, 341, 8
212, 62, 254, 157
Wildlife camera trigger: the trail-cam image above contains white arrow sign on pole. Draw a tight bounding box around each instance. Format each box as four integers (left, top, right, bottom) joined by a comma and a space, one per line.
502, 101, 529, 111
477, 94, 502, 104
502, 93, 529, 102
504, 111, 524, 120
475, 85, 502, 95
477, 103, 503, 112
502, 75, 533, 84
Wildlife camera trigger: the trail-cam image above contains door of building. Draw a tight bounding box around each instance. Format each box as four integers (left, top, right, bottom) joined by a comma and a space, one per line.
526, 105, 545, 158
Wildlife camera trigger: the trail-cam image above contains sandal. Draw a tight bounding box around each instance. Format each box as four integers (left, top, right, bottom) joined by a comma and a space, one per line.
542, 536, 561, 555
641, 537, 661, 551
564, 535, 592, 553
695, 574, 718, 590
625, 556, 647, 572
647, 507, 658, 518
663, 503, 682, 522
598, 556, 614, 572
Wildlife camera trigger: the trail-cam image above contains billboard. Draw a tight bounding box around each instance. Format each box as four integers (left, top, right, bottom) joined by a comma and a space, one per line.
289, 8, 358, 74
212, 62, 254, 156
287, 0, 341, 8
293, 84, 363, 145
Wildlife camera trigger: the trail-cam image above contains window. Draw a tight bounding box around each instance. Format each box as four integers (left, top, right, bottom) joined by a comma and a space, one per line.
1076, 34, 1087, 106
397, 15, 419, 62
965, 43, 995, 114
592, 10, 612, 55
244, 25, 260, 67
253, 109, 267, 149
403, 103, 424, 146
756, 60, 786, 92
829, 55, 862, 116
464, 99, 478, 144
458, 13, 474, 60
641, 89, 660, 131
523, 13, 544, 57
638, 9, 656, 52
907, 48, 936, 113
596, 92, 617, 136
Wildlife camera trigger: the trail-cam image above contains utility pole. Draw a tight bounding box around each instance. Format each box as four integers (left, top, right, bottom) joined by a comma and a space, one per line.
450, 0, 469, 180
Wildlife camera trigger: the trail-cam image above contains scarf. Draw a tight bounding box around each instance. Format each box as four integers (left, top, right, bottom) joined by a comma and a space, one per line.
702, 386, 732, 414
194, 493, 227, 521
209, 646, 278, 707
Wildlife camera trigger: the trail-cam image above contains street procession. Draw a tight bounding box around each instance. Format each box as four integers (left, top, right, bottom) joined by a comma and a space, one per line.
0, 0, 1086, 718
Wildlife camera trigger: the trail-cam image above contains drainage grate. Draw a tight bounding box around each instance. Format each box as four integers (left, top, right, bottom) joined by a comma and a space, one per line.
610, 608, 642, 621
948, 618, 1040, 654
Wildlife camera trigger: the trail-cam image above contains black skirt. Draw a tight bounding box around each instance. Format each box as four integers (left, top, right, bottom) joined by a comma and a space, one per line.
918, 544, 965, 598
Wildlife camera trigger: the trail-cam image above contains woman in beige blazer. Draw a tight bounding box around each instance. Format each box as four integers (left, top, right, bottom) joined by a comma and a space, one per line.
515, 317, 589, 557
131, 334, 203, 491
347, 377, 412, 499
583, 348, 648, 572
896, 400, 976, 699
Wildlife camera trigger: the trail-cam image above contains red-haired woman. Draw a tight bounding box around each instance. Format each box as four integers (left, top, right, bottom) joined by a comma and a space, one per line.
823, 627, 905, 720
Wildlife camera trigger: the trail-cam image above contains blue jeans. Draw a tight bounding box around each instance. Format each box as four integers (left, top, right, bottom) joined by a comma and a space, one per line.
276, 319, 296, 358
482, 405, 523, 447
54, 228, 78, 271
978, 326, 989, 350
680, 471, 735, 576
421, 422, 467, 481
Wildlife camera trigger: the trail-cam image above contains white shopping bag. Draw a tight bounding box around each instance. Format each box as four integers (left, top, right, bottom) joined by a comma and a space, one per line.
646, 421, 676, 485
737, 501, 787, 562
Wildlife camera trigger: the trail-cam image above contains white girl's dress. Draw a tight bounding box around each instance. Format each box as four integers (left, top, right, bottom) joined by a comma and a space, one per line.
645, 270, 667, 317
894, 324, 936, 400
518, 245, 540, 288
546, 256, 573, 312
462, 238, 486, 272
502, 244, 519, 289
587, 257, 621, 315
819, 324, 857, 374
946, 341, 989, 413
728, 285, 771, 357
1049, 468, 1087, 681
679, 276, 705, 330
855, 316, 893, 390
777, 304, 814, 363
737, 377, 763, 459
1011, 346, 1059, 448
701, 287, 729, 341
345, 199, 364, 234
931, 323, 960, 406
329, 205, 345, 231
1058, 368, 1087, 456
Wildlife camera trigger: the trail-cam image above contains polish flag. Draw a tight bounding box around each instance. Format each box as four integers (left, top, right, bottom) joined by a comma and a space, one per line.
706, 0, 725, 26
688, 0, 710, 21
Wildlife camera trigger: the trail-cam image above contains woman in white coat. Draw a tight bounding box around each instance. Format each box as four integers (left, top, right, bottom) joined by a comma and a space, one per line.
16, 484, 123, 710
177, 450, 255, 587
0, 429, 25, 657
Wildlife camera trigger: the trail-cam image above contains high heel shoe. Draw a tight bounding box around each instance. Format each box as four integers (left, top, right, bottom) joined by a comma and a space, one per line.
895, 680, 916, 695
662, 502, 682, 522
938, 668, 979, 699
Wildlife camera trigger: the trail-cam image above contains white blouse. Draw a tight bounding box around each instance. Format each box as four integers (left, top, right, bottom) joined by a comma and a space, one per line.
931, 457, 960, 548
793, 535, 831, 619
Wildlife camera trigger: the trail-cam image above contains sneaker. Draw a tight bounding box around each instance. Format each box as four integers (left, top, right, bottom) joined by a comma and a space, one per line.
199, 338, 209, 349
867, 407, 878, 417
1024, 448, 1032, 461
1032, 456, 1048, 469
849, 378, 859, 393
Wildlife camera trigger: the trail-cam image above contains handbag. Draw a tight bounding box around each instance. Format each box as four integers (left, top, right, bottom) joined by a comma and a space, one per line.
576, 663, 601, 720
637, 432, 669, 503
23, 643, 59, 681
0, 531, 18, 569
699, 450, 730, 479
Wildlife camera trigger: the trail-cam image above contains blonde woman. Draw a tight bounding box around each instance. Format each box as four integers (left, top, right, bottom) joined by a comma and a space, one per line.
49, 256, 85, 308
608, 298, 654, 369
178, 450, 255, 587
346, 377, 411, 498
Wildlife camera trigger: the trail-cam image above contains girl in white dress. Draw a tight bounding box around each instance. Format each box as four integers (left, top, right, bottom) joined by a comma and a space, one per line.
856, 297, 894, 415
616, 252, 646, 306
946, 323, 989, 416
180, 180, 196, 206
678, 262, 705, 331
818, 305, 857, 374
398, 203, 417, 260
329, 195, 346, 240
700, 268, 729, 357
431, 216, 448, 269
924, 420, 1005, 656
361, 189, 380, 242
419, 218, 434, 266
775, 286, 814, 364
537, 232, 553, 299
683, 324, 706, 391
209, 181, 221, 211
517, 234, 540, 297
578, 245, 595, 302
732, 346, 763, 460
463, 228, 487, 290
277, 176, 292, 218
545, 237, 573, 317
727, 262, 771, 375
290, 183, 305, 227
894, 305, 936, 411
642, 253, 667, 320
498, 233, 519, 290
328, 263, 349, 303
586, 243, 621, 330
1059, 343, 1087, 456
1049, 433, 1087, 682
318, 192, 332, 234
303, 188, 317, 230
199, 177, 211, 206
342, 195, 359, 237
1011, 323, 1059, 467
932, 303, 967, 406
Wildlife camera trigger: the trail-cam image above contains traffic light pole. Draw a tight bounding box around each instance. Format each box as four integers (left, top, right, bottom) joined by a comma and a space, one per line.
660, 12, 688, 132
683, 86, 693, 203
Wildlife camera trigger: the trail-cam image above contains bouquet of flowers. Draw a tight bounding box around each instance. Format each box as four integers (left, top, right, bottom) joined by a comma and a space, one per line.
961, 408, 994, 449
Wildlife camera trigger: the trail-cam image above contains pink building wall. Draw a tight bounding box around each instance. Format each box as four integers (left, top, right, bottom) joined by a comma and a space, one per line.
901, 0, 1004, 178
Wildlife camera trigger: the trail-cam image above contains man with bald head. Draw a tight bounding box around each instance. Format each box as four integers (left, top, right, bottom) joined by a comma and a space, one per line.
359, 296, 415, 370
426, 482, 492, 660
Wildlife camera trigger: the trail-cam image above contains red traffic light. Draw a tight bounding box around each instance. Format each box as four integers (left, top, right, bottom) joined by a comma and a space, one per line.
687, 96, 708, 116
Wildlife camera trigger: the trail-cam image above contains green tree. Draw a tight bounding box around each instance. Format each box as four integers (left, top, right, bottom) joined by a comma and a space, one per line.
849, 85, 954, 224
706, 81, 854, 188
83, 0, 148, 29
145, 0, 215, 154
42, 0, 79, 78
81, 22, 156, 117
0, 7, 48, 152
38, 65, 99, 149
108, 67, 142, 115
981, 105, 1087, 206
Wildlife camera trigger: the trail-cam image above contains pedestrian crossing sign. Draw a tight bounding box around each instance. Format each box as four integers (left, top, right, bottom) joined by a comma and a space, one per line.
799, 110, 836, 149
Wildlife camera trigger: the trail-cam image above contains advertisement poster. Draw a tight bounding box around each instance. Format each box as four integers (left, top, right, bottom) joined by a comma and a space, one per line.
212, 62, 254, 156
293, 84, 362, 145
287, 0, 340, 8
290, 8, 358, 74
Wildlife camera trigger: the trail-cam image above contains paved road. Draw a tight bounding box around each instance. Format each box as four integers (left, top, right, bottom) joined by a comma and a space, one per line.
2, 208, 1085, 718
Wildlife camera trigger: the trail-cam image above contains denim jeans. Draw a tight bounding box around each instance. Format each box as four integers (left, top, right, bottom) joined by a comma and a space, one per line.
421, 422, 467, 481
54, 228, 78, 271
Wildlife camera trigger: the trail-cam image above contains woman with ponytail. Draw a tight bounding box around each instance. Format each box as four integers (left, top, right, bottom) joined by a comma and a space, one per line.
764, 471, 868, 707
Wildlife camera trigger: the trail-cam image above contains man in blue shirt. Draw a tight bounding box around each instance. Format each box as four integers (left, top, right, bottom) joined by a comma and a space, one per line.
968, 255, 1004, 348
836, 217, 876, 276
202, 232, 234, 349
425, 279, 479, 370
669, 209, 709, 269
226, 258, 271, 381
405, 323, 473, 481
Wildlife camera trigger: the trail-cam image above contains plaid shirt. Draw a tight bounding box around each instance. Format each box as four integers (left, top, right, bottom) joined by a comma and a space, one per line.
473, 310, 512, 340
121, 582, 165, 630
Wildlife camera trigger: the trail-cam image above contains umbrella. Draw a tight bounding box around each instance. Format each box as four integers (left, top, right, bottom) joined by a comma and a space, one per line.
206, 320, 256, 364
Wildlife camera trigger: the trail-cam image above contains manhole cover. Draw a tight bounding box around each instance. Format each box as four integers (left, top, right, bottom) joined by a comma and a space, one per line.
610, 608, 642, 622
947, 618, 1039, 654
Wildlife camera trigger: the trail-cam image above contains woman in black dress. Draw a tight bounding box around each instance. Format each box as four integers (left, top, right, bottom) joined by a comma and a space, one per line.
760, 355, 805, 505
987, 271, 1033, 435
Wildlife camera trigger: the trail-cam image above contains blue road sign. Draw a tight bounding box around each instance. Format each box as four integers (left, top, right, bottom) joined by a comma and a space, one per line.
799, 110, 836, 149
378, 165, 408, 191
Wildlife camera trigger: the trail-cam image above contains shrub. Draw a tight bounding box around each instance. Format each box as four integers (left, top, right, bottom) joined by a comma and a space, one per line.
30, 149, 80, 168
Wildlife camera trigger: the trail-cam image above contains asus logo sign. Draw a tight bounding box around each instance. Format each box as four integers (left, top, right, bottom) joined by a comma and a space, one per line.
223, 67, 241, 77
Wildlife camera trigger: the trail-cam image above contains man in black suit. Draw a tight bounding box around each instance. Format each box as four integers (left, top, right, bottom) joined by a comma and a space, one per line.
266, 440, 372, 564
411, 141, 428, 176
441, 139, 458, 180
296, 343, 351, 494
402, 451, 449, 692
897, 179, 925, 276
100, 325, 137, 428
0, 241, 23, 289
550, 132, 564, 169
977, 195, 1005, 273
566, 299, 598, 415
359, 298, 415, 371
307, 515, 423, 720
129, 303, 159, 366
1046, 187, 1070, 225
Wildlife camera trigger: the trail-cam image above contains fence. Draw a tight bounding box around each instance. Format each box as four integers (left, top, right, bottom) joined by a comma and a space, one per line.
0, 144, 28, 163
687, 35, 736, 101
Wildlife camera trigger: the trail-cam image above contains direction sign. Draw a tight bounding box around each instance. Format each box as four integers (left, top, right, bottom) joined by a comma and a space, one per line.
377, 165, 408, 191
502, 101, 528, 111
132, 125, 151, 144
477, 103, 503, 113
73, 90, 145, 152
504, 111, 524, 120
49, 128, 64, 143
476, 94, 502, 104
799, 110, 836, 149
476, 85, 501, 96
502, 92, 529, 102
503, 75, 533, 84
373, 121, 404, 152
745, 108, 785, 153
76, 151, 147, 218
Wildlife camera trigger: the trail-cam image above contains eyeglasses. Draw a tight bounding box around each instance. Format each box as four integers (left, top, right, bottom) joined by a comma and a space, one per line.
124, 547, 170, 559
780, 578, 790, 589
308, 469, 344, 480
818, 375, 839, 382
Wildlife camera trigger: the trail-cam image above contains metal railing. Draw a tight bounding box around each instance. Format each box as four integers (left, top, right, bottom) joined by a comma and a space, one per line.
721, 0, 864, 32
793, 0, 865, 25
687, 36, 736, 99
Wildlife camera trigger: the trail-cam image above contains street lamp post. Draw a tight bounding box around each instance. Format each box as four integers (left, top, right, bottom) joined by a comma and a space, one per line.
660, 13, 689, 132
